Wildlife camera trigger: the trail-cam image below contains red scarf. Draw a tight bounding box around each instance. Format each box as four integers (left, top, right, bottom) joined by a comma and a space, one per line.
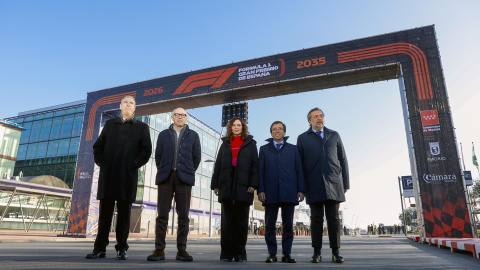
230, 136, 244, 166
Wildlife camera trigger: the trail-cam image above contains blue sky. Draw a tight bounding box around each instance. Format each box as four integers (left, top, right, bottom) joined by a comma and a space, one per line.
1, 0, 479, 228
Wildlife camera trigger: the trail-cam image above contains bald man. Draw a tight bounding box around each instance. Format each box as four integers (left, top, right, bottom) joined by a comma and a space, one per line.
86, 96, 152, 260
147, 108, 201, 262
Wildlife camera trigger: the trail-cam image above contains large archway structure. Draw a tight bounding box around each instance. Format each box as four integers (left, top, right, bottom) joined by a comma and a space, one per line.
68, 25, 473, 238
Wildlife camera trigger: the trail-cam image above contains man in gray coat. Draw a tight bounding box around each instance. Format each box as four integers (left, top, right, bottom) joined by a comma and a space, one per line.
297, 107, 349, 263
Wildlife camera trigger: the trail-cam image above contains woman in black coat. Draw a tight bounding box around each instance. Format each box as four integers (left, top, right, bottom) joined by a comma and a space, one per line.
211, 117, 259, 262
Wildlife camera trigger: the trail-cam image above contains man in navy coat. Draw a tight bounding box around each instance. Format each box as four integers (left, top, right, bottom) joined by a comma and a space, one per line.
147, 107, 201, 262
297, 108, 349, 264
258, 121, 305, 263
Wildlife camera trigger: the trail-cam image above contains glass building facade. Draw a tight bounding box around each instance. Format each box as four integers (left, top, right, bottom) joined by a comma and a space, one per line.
124, 112, 223, 235
6, 101, 85, 188
6, 101, 227, 233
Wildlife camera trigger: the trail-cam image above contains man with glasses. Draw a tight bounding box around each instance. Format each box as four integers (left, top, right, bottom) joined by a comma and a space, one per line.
258, 121, 305, 263
147, 107, 201, 262
297, 108, 349, 264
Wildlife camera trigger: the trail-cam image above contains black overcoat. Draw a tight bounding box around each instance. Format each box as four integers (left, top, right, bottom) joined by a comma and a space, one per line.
296, 127, 349, 204
93, 118, 152, 203
211, 135, 259, 204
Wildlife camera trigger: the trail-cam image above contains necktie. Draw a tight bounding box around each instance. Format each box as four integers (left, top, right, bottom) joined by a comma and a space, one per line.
276, 143, 282, 151
317, 130, 323, 141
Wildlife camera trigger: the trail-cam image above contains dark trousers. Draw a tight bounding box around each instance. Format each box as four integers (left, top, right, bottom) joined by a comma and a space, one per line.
94, 199, 132, 252
264, 203, 295, 255
155, 171, 192, 251
310, 200, 340, 249
220, 200, 250, 260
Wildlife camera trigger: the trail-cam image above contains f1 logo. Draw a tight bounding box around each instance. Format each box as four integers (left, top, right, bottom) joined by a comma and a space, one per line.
420, 110, 439, 126
173, 67, 238, 95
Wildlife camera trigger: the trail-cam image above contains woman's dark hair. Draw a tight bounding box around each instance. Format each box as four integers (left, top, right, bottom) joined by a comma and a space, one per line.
226, 117, 249, 141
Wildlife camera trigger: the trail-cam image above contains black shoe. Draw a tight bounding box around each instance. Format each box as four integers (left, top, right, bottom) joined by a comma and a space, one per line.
147, 249, 165, 261
282, 254, 296, 263
233, 256, 244, 262
117, 249, 128, 260
265, 254, 277, 263
176, 250, 193, 261
310, 254, 322, 263
332, 254, 344, 263
86, 250, 106, 259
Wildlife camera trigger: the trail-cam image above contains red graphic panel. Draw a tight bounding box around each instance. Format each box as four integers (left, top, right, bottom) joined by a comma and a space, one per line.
420, 110, 439, 126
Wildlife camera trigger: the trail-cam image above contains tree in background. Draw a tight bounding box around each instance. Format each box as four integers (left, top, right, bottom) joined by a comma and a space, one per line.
471, 180, 480, 202
399, 207, 418, 232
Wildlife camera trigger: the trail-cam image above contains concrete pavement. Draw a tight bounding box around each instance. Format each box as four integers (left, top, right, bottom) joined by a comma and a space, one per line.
1, 232, 479, 269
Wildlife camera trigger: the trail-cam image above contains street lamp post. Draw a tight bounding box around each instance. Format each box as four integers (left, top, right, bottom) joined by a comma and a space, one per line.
205, 127, 224, 237
204, 160, 215, 237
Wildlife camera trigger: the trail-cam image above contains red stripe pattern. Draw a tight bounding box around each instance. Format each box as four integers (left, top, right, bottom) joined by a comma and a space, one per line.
338, 43, 433, 100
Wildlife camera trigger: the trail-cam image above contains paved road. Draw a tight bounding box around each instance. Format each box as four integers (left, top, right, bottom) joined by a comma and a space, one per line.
0, 236, 478, 269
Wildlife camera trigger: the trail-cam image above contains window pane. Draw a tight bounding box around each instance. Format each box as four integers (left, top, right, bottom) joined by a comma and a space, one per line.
19, 122, 32, 144
54, 110, 65, 117
36, 142, 48, 158
29, 121, 42, 143
57, 139, 70, 156
16, 145, 27, 160
26, 143, 38, 159
72, 114, 83, 137
33, 114, 44, 120
39, 118, 52, 141
69, 137, 79, 155
76, 106, 85, 113
66, 108, 75, 115
47, 141, 59, 157
50, 117, 63, 140
65, 170, 75, 188
25, 116, 33, 122
60, 115, 74, 138
45, 112, 54, 118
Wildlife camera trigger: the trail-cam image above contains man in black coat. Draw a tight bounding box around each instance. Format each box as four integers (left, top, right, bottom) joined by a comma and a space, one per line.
258, 121, 305, 263
297, 107, 349, 264
86, 96, 152, 260
147, 107, 201, 262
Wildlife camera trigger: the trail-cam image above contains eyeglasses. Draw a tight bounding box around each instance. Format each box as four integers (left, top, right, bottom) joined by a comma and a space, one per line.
173, 113, 187, 118
312, 114, 324, 119
272, 127, 284, 131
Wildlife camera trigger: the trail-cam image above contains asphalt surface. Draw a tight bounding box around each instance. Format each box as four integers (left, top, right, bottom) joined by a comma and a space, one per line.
0, 236, 479, 269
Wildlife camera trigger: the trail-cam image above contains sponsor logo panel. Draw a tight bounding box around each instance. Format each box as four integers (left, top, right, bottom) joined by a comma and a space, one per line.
422, 173, 457, 184
426, 141, 446, 162
421, 110, 440, 133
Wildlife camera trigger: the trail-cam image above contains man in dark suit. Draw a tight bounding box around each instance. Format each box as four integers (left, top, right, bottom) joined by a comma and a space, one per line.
147, 107, 201, 262
86, 95, 152, 260
258, 121, 305, 263
297, 107, 349, 264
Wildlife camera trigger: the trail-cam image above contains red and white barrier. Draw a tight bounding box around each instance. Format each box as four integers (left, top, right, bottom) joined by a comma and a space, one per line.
408, 236, 480, 258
